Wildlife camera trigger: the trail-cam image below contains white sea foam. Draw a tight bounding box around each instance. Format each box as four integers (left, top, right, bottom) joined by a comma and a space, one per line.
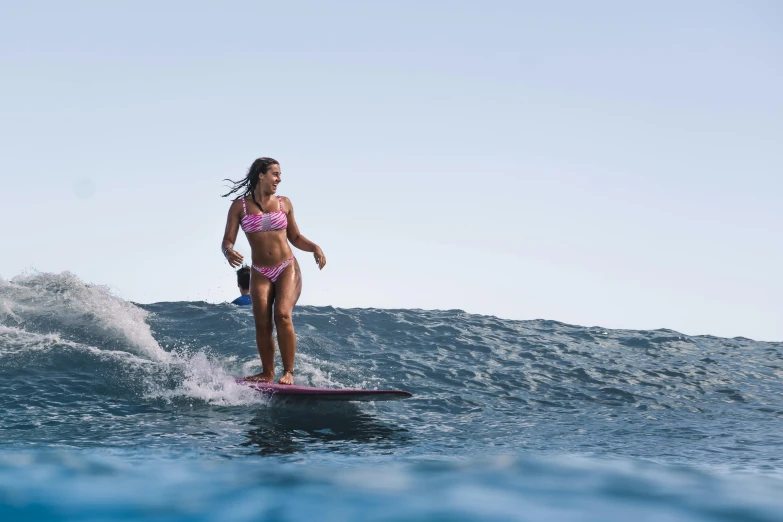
0, 271, 266, 406
150, 349, 265, 406
0, 324, 154, 366
0, 324, 62, 353
1, 271, 169, 362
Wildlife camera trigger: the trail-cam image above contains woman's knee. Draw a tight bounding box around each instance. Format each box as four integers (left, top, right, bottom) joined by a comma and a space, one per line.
255, 320, 274, 337
274, 309, 293, 328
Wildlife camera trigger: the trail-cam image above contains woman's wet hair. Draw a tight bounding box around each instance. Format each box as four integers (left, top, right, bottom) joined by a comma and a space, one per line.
236, 266, 251, 290
222, 157, 279, 198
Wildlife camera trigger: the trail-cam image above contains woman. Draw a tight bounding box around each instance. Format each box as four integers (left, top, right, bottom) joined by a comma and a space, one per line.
221, 157, 326, 385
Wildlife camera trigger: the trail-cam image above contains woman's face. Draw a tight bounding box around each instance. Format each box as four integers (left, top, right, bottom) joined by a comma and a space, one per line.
259, 164, 281, 193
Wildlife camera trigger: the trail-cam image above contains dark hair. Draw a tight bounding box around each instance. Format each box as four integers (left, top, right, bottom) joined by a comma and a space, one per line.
222, 157, 279, 198
236, 266, 251, 290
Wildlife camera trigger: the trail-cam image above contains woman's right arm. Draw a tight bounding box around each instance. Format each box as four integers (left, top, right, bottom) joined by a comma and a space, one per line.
222, 200, 244, 268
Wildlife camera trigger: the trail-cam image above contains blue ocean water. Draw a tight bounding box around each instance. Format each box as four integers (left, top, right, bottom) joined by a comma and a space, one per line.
1, 272, 782, 521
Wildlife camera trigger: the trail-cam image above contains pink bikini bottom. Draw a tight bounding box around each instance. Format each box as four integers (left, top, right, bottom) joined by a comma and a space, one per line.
252, 256, 294, 283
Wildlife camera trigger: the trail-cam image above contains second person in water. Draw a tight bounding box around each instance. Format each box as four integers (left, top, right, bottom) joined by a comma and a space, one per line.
221, 157, 326, 385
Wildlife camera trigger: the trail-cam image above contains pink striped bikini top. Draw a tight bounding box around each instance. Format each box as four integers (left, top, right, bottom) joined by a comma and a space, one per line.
240, 196, 287, 233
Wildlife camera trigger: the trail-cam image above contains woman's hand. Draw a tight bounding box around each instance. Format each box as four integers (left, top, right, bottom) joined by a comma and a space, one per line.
313, 246, 326, 270
225, 248, 244, 268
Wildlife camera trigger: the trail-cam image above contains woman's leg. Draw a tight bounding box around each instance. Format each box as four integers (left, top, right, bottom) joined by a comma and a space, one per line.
246, 268, 276, 382
273, 258, 302, 385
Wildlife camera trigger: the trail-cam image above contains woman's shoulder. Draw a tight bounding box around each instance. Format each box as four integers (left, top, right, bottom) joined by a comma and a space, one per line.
228, 196, 245, 212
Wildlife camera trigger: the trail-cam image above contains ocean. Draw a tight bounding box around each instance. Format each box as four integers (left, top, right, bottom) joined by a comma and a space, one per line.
1, 272, 782, 521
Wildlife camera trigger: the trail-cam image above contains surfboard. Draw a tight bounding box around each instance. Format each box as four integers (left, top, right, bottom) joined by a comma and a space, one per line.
236, 378, 412, 401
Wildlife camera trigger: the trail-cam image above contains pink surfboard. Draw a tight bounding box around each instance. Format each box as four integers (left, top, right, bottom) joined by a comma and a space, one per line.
236, 378, 412, 401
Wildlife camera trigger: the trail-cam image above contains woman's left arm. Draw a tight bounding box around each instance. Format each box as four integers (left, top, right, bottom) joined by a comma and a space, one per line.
285, 197, 326, 270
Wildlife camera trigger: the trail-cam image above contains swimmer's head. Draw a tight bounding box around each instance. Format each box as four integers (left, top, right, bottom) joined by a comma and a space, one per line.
236, 266, 250, 293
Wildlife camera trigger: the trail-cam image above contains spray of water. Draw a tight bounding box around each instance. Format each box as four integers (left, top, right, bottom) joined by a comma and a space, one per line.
0, 272, 263, 406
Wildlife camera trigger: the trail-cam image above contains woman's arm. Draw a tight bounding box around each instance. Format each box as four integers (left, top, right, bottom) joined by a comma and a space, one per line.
284, 197, 326, 269
222, 200, 244, 268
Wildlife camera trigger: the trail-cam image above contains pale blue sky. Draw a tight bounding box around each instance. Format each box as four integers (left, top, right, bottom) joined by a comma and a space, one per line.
1, 1, 781, 340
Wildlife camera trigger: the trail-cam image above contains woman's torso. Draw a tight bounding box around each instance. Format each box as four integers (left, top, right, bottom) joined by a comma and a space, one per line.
239, 195, 293, 267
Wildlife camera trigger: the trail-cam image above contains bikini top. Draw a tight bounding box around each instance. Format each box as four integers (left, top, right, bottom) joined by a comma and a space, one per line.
240, 195, 287, 233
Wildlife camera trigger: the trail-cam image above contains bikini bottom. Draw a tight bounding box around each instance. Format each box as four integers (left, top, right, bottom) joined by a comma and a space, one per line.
252, 256, 295, 283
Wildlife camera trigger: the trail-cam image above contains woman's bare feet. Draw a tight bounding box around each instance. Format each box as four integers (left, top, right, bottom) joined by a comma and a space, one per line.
243, 371, 274, 383
278, 369, 294, 385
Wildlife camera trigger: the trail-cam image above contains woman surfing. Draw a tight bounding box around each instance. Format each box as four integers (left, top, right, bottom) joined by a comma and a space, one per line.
221, 157, 326, 385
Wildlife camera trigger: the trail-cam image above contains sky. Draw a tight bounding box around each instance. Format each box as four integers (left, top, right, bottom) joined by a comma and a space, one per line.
1, 1, 781, 340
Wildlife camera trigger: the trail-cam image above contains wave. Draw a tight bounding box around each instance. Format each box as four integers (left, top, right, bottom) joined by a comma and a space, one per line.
0, 271, 166, 361
1, 271, 782, 469
0, 272, 259, 406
